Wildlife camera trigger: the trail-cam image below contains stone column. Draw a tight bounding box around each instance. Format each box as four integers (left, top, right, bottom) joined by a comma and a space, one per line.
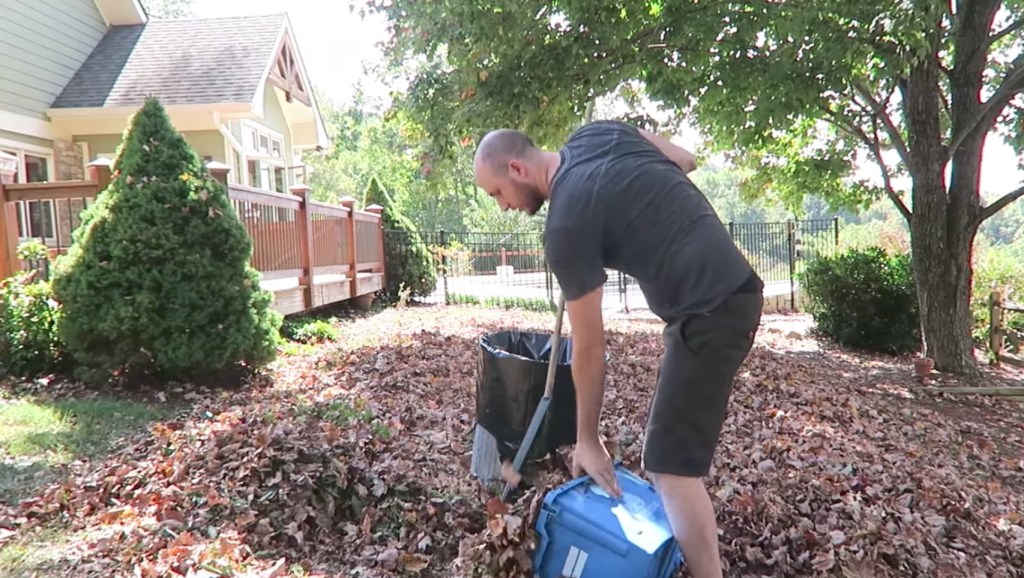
53, 140, 85, 181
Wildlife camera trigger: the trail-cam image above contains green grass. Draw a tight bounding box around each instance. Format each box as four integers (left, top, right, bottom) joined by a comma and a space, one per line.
0, 397, 167, 503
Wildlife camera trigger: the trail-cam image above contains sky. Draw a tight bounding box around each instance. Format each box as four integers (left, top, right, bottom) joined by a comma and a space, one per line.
192, 0, 1023, 200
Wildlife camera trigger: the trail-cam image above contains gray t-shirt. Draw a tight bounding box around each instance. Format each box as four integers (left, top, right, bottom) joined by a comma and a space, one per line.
544, 120, 755, 322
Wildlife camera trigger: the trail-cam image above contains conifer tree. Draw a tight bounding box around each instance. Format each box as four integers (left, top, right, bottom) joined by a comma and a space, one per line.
363, 176, 436, 301
51, 97, 281, 382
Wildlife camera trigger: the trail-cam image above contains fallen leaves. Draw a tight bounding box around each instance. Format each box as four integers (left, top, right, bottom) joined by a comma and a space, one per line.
2, 307, 1022, 577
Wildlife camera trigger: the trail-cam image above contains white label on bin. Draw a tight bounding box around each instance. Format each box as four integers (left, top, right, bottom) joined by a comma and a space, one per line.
561, 546, 588, 577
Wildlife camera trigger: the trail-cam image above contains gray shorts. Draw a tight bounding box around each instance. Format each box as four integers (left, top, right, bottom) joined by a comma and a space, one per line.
642, 288, 763, 477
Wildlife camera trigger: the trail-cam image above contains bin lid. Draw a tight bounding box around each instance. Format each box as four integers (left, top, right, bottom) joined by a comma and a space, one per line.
544, 465, 676, 555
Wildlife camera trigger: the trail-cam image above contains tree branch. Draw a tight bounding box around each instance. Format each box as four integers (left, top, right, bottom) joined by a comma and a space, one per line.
948, 52, 1024, 160
985, 15, 1024, 51
819, 102, 912, 224
868, 118, 913, 225
852, 81, 911, 166
980, 182, 1024, 222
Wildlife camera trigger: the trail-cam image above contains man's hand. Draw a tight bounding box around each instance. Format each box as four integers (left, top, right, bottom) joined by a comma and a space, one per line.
572, 437, 622, 498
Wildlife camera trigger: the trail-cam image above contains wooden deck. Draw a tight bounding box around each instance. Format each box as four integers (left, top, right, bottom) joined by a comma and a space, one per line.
0, 160, 385, 316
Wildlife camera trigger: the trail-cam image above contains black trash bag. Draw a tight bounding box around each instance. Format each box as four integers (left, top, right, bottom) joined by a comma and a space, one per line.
476, 330, 577, 463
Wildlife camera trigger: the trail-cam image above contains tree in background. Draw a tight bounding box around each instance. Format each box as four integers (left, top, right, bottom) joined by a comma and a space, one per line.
307, 89, 545, 235
363, 176, 437, 302
363, 0, 1024, 376
142, 0, 194, 18
51, 97, 281, 384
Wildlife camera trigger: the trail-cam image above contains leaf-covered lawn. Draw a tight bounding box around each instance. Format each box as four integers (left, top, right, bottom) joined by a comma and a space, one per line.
1, 305, 1021, 577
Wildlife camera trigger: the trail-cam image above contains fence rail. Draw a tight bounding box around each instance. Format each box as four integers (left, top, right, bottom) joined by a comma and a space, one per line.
0, 160, 384, 316
388, 218, 840, 313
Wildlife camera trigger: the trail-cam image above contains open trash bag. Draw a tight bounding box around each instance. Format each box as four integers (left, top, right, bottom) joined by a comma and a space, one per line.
476, 330, 578, 462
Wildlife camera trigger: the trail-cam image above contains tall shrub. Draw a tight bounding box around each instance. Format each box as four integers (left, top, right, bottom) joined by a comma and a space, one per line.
50, 97, 282, 383
800, 246, 920, 355
363, 176, 436, 301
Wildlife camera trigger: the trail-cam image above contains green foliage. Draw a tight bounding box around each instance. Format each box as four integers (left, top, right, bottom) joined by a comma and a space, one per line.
800, 247, 920, 355
366, 0, 1023, 214
50, 97, 282, 384
971, 241, 1024, 353
0, 273, 66, 378
281, 318, 339, 344
363, 176, 437, 302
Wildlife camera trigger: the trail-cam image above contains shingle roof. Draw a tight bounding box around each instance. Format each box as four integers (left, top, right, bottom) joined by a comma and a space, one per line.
51, 14, 286, 109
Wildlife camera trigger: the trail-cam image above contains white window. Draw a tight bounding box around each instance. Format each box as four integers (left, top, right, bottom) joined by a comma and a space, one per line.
0, 145, 57, 244
237, 121, 288, 195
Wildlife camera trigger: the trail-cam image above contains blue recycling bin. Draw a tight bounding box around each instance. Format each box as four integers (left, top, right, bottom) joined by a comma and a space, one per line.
533, 464, 683, 578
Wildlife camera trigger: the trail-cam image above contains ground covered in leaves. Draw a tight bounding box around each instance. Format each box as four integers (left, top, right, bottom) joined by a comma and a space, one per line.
1, 305, 1022, 577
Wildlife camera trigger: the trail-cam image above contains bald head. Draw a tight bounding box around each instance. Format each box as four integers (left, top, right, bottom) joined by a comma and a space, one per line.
475, 129, 538, 174
473, 128, 552, 216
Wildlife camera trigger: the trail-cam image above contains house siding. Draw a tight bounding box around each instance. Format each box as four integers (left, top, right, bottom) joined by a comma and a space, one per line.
0, 129, 53, 151
0, 0, 108, 119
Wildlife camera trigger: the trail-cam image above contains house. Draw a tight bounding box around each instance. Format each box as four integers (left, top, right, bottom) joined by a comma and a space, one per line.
0, 0, 329, 247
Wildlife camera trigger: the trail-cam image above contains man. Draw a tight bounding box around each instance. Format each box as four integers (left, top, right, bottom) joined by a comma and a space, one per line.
473, 120, 763, 578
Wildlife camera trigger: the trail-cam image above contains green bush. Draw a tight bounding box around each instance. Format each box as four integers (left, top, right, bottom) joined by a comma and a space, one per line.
281, 318, 339, 343
363, 176, 436, 302
800, 246, 921, 355
50, 97, 282, 383
0, 272, 66, 378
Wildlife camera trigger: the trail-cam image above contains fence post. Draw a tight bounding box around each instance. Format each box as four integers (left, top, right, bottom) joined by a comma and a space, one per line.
340, 196, 358, 301
833, 216, 839, 247
205, 160, 232, 186
440, 229, 449, 305
291, 183, 314, 310
990, 289, 1005, 366
366, 204, 385, 295
86, 158, 113, 192
787, 220, 796, 311
0, 154, 17, 279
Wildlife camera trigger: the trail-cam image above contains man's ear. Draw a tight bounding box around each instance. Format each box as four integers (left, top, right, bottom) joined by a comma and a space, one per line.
507, 159, 526, 178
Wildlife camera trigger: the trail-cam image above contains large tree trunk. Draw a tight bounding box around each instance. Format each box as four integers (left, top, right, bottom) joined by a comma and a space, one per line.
904, 49, 984, 377
911, 206, 980, 377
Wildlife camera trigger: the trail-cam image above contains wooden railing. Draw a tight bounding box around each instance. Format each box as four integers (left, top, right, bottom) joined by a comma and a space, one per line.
989, 289, 1024, 367
0, 161, 385, 315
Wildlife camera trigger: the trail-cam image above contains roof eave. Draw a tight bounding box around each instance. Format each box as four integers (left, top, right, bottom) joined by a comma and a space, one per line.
47, 102, 255, 118
93, 0, 147, 26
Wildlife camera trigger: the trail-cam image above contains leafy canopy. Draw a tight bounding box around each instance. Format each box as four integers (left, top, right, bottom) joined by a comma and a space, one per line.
363, 0, 1024, 214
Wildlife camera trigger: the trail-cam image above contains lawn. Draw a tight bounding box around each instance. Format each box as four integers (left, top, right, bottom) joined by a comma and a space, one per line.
0, 304, 1021, 578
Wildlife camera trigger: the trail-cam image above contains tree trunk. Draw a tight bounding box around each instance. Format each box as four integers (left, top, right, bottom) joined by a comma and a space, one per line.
912, 211, 981, 377
904, 53, 983, 378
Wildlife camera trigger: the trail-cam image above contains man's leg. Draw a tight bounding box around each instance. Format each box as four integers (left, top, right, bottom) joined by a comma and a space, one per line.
642, 291, 762, 578
651, 473, 723, 578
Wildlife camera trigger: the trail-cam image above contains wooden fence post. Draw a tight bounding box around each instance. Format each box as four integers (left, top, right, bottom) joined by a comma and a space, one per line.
340, 196, 358, 299
205, 161, 232, 186
291, 183, 314, 310
86, 158, 113, 192
366, 204, 384, 290
990, 289, 1005, 365
0, 153, 17, 278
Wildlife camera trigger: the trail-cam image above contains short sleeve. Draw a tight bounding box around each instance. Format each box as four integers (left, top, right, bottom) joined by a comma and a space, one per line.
544, 227, 607, 301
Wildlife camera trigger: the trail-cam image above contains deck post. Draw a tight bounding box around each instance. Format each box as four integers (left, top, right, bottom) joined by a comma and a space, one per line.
86, 158, 113, 192
340, 196, 358, 300
0, 152, 17, 278
366, 204, 385, 292
291, 184, 314, 310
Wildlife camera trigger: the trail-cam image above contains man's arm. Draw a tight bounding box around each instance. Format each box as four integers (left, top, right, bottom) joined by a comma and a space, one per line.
565, 284, 606, 444
638, 127, 698, 174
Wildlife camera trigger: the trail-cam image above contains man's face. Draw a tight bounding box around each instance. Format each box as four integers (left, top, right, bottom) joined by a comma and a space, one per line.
475, 160, 545, 215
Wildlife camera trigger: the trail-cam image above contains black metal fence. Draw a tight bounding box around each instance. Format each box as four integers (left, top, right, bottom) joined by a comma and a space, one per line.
385, 218, 840, 312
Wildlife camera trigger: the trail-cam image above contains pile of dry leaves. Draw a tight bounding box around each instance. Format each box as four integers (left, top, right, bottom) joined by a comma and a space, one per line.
3, 306, 1022, 577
